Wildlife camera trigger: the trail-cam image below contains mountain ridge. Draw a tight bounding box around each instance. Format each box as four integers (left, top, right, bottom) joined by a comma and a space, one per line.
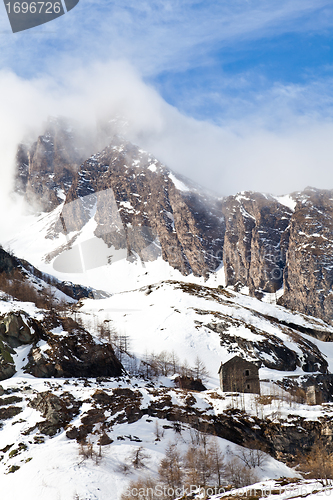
14, 122, 333, 325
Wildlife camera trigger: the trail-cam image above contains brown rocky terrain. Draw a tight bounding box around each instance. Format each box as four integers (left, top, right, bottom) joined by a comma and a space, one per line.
52, 138, 225, 277
279, 188, 333, 324
18, 381, 333, 462
221, 192, 292, 295
0, 311, 124, 381
17, 119, 83, 211
15, 123, 333, 324
221, 188, 333, 325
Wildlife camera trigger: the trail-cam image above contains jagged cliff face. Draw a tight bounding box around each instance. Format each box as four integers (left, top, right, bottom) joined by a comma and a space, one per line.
279, 188, 333, 324
17, 124, 225, 277
16, 118, 96, 211
221, 192, 292, 295
58, 140, 225, 277
15, 123, 333, 324
221, 188, 333, 324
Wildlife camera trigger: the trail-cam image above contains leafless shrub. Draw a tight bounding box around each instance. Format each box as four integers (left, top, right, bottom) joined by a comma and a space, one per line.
79, 440, 94, 460
224, 457, 259, 488
117, 461, 131, 475
237, 445, 267, 469
298, 437, 333, 485
158, 442, 183, 488
78, 440, 102, 465
154, 421, 164, 441
129, 446, 150, 469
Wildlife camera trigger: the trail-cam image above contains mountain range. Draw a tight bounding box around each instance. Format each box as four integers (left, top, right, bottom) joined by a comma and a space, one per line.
15, 118, 333, 324
0, 117, 333, 499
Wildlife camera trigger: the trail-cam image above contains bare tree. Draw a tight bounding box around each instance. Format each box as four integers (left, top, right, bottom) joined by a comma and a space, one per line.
171, 350, 180, 375
208, 438, 225, 485
193, 356, 209, 381
180, 359, 193, 378
184, 445, 199, 486
121, 477, 160, 500
298, 437, 333, 485
237, 445, 267, 469
224, 457, 258, 488
158, 442, 183, 489
129, 446, 150, 469
157, 351, 172, 376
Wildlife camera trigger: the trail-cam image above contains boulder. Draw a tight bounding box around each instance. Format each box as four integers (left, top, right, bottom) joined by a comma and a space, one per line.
0, 311, 43, 381
0, 311, 40, 348
174, 376, 207, 391
25, 321, 123, 379
28, 391, 81, 435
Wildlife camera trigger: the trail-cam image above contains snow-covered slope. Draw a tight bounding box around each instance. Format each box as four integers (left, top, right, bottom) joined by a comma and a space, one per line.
6, 201, 225, 295
0, 375, 297, 500
4, 129, 333, 500
78, 280, 333, 385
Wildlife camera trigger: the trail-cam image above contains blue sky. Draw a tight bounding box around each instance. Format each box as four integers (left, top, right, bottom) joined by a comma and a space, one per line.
1, 0, 333, 195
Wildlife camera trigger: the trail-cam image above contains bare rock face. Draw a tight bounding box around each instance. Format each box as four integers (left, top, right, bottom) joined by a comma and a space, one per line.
15, 122, 333, 324
28, 392, 81, 435
221, 192, 292, 294
0, 311, 41, 348
0, 310, 124, 381
0, 346, 15, 381
26, 318, 124, 379
279, 188, 333, 324
16, 117, 89, 211
206, 312, 328, 373
54, 139, 225, 277
0, 311, 43, 380
221, 187, 333, 325
0, 247, 19, 274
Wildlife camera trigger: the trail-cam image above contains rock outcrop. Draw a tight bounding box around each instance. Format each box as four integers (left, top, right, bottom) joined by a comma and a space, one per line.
220, 188, 333, 325
0, 311, 43, 380
26, 318, 124, 379
53, 139, 225, 277
0, 311, 124, 381
16, 117, 92, 211
204, 307, 329, 373
221, 192, 292, 295
28, 391, 81, 435
15, 121, 333, 323
0, 311, 40, 348
279, 188, 333, 324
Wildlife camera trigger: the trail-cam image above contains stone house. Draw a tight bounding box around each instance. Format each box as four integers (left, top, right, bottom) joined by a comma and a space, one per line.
305, 385, 323, 405
218, 356, 260, 394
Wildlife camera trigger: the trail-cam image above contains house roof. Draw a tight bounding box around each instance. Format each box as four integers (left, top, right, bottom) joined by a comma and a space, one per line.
218, 355, 258, 373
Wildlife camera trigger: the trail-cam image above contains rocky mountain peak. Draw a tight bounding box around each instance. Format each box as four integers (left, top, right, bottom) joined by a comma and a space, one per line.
221, 191, 293, 295
279, 187, 333, 323
52, 137, 225, 277
14, 123, 333, 324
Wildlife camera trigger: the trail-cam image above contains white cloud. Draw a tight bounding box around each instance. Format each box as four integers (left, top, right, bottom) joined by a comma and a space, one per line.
0, 0, 332, 231
0, 0, 332, 77
1, 60, 333, 213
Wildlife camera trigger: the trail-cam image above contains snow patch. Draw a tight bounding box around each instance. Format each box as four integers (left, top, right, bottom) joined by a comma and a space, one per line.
168, 172, 190, 192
